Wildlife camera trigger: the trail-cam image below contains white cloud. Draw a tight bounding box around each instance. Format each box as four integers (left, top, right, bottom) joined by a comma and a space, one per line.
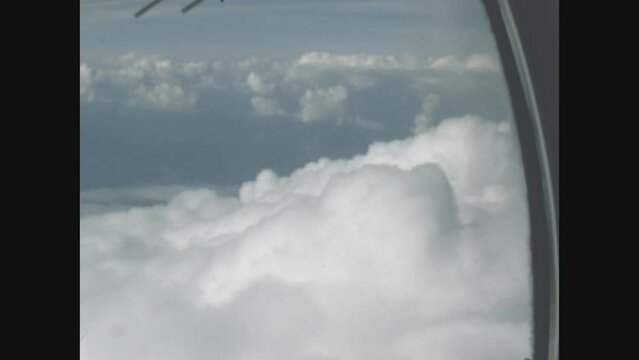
81, 114, 531, 360
466, 54, 501, 72
429, 54, 500, 73
246, 72, 273, 94
131, 82, 196, 111
294, 52, 499, 74
250, 96, 286, 117
80, 185, 218, 217
393, 320, 531, 360
83, 53, 205, 111
296, 51, 407, 70
243, 72, 287, 117
413, 93, 441, 134
299, 85, 348, 123
80, 63, 95, 101
80, 51, 503, 121
114, 53, 174, 82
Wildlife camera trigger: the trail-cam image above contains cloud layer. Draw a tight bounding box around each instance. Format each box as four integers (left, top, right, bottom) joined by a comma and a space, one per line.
80, 51, 503, 127
81, 114, 531, 360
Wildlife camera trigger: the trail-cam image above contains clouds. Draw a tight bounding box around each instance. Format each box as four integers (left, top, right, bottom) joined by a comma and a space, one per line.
295, 51, 499, 73
243, 72, 288, 117
80, 51, 505, 128
80, 53, 215, 111
296, 52, 408, 70
114, 54, 202, 110
245, 72, 274, 94
80, 50, 513, 199
299, 85, 348, 123
430, 54, 501, 73
131, 82, 196, 110
250, 96, 286, 117
81, 114, 531, 360
80, 63, 95, 101
413, 93, 441, 134
80, 2, 527, 357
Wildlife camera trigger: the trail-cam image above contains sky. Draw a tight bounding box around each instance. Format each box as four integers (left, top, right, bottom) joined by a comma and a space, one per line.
80, 1, 532, 359
80, 0, 495, 61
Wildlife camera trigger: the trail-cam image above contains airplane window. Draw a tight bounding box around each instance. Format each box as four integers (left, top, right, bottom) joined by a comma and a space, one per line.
80, 1, 534, 360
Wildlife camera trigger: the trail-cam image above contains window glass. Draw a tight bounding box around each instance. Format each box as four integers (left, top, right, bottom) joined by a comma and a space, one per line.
80, 1, 532, 359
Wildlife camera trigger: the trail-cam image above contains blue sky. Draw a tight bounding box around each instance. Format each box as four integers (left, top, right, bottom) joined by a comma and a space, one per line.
81, 0, 494, 60
80, 0, 510, 191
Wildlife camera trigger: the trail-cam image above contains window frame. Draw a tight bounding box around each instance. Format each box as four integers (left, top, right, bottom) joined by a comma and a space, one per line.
480, 1, 559, 359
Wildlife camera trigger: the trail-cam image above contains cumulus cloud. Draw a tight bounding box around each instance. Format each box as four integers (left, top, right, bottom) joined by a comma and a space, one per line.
80, 185, 237, 217
294, 52, 499, 73
116, 54, 200, 110
80, 51, 504, 125
131, 82, 196, 111
80, 53, 216, 110
245, 72, 274, 94
81, 114, 531, 360
80, 63, 95, 101
250, 96, 286, 117
429, 54, 500, 73
413, 93, 441, 134
299, 85, 348, 123
296, 52, 408, 70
